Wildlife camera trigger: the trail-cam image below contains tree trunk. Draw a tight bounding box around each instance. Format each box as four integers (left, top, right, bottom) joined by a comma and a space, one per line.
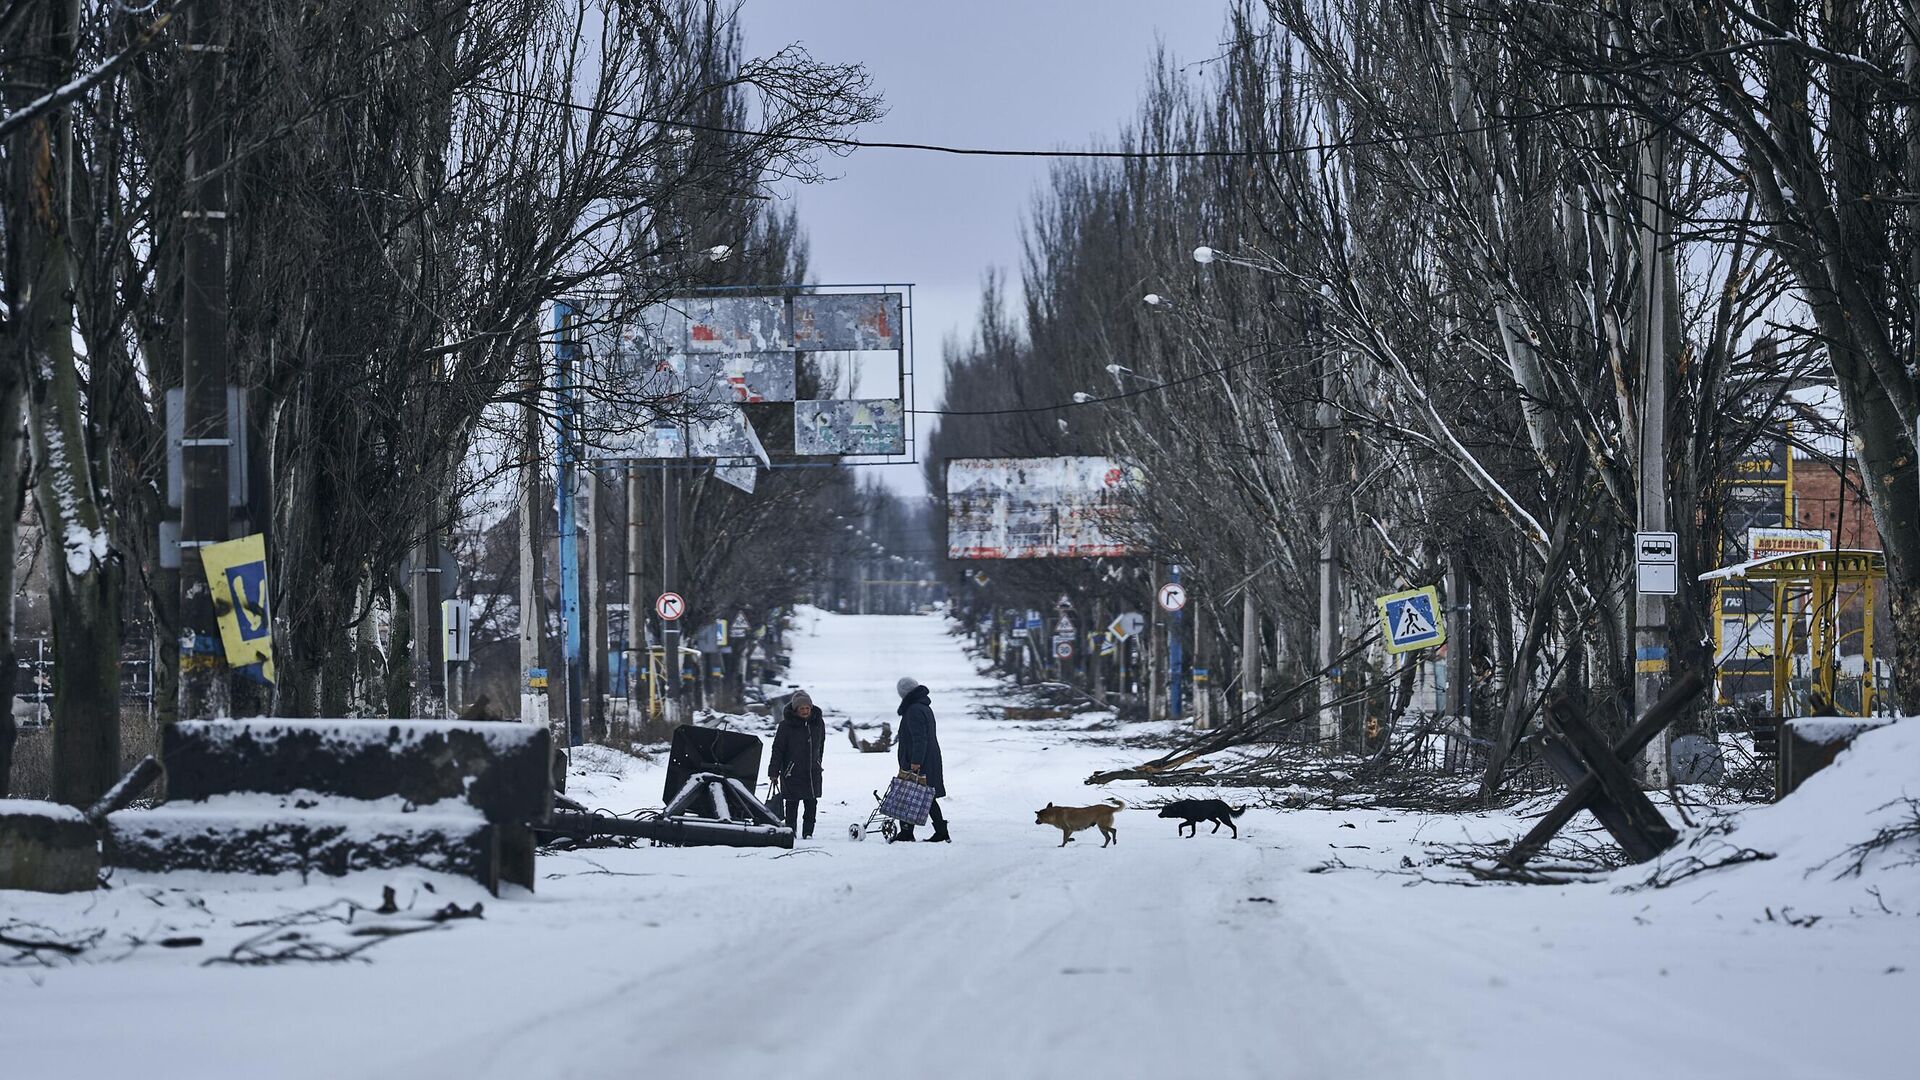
16, 0, 122, 805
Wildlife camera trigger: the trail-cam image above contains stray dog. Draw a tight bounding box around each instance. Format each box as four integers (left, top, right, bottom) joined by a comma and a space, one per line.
1156, 799, 1248, 838
1035, 798, 1124, 847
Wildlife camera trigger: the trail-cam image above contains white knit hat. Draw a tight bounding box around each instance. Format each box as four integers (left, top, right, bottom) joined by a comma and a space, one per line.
896, 676, 920, 698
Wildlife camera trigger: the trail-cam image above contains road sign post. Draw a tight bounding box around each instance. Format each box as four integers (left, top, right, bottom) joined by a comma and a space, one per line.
1164, 567, 1185, 719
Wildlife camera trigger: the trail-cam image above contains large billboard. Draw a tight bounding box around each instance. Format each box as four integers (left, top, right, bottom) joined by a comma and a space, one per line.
946, 456, 1141, 559
569, 290, 908, 463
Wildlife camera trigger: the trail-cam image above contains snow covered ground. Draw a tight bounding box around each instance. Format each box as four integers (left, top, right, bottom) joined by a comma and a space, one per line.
5, 608, 1919, 1079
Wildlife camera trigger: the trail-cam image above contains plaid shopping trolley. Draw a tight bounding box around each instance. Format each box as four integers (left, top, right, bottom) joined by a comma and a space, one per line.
877, 770, 934, 826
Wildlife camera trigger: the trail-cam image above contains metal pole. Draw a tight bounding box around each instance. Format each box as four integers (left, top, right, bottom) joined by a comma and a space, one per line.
584, 463, 602, 736
518, 356, 542, 724
662, 462, 681, 726
1169, 564, 1184, 720
626, 462, 643, 722
1241, 587, 1259, 717
554, 302, 584, 746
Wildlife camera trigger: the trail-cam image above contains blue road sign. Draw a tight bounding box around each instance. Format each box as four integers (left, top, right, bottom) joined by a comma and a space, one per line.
1377, 586, 1446, 654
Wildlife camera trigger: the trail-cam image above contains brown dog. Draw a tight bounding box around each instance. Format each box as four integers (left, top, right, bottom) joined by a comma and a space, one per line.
1034, 798, 1124, 847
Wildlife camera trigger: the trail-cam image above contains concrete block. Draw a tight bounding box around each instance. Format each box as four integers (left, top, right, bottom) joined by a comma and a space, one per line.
0, 802, 100, 893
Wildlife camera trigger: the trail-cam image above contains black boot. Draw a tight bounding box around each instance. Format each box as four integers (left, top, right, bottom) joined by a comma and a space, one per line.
927, 821, 951, 843
890, 823, 916, 842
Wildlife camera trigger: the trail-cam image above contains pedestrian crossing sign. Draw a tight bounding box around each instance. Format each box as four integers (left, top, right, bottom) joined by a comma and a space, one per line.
1376, 585, 1445, 655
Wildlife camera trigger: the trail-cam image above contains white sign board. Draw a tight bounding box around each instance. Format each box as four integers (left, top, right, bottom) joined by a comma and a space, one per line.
1108, 611, 1146, 640
1635, 531, 1679, 596
1157, 582, 1188, 613
442, 599, 471, 662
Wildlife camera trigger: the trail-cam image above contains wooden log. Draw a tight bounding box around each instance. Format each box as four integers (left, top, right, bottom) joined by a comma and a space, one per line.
162, 720, 551, 824
84, 755, 163, 825
1502, 669, 1704, 867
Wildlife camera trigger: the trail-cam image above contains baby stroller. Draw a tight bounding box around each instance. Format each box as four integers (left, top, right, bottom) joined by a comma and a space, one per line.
847, 787, 902, 841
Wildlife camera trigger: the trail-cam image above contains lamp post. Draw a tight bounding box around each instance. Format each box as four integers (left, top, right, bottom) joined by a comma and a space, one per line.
1193, 243, 1339, 748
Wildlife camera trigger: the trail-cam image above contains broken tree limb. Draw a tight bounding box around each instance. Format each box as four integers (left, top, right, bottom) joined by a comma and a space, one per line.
84, 756, 162, 826
1479, 456, 1591, 804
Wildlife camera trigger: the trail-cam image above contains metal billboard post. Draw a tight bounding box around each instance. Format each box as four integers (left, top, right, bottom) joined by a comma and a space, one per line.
554, 302, 585, 747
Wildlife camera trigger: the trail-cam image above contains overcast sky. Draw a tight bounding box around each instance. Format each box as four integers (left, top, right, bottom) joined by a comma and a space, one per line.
738, 2, 1232, 496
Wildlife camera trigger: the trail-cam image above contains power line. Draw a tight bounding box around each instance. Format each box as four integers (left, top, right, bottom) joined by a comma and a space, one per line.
472, 84, 1586, 161
908, 344, 1297, 416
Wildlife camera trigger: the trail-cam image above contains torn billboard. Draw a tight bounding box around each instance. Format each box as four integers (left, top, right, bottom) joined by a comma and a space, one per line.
794, 399, 905, 455
684, 353, 796, 403
684, 296, 790, 353
945, 457, 1142, 559
792, 293, 902, 351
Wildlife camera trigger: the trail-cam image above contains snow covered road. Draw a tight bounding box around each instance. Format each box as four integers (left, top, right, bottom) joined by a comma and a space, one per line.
6, 609, 1918, 1080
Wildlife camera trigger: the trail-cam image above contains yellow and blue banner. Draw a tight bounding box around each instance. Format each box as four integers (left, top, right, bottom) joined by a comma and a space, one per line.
202, 533, 275, 682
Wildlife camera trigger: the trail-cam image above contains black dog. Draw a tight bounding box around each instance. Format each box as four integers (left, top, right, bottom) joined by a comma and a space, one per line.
1156, 799, 1248, 838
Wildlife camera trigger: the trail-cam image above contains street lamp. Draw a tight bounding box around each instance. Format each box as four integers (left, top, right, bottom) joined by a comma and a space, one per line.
1072, 391, 1095, 404
1192, 245, 1217, 264
1143, 293, 1167, 306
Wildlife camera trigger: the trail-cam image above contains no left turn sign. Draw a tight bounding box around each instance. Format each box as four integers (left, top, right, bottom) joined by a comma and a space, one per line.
1157, 582, 1188, 613
655, 592, 686, 622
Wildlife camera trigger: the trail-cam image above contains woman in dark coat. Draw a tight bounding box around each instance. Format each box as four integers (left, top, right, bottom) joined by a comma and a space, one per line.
769, 690, 826, 839
891, 676, 949, 842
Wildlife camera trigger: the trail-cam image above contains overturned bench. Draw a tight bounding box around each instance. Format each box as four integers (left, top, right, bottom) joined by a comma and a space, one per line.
104, 720, 552, 895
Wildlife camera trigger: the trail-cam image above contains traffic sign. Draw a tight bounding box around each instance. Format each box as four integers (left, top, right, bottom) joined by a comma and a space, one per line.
1157, 582, 1188, 613
1376, 586, 1446, 654
1025, 609, 1043, 631
1635, 530, 1679, 596
1054, 639, 1074, 660
655, 592, 686, 621
442, 599, 471, 662
1108, 611, 1146, 640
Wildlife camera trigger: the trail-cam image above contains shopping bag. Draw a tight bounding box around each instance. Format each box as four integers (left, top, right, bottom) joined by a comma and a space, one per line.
878, 771, 933, 825
764, 780, 787, 822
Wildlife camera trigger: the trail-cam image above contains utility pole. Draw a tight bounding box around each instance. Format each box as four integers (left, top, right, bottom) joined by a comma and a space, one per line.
1449, 553, 1473, 764
584, 464, 603, 738
1148, 567, 1165, 721
517, 348, 544, 725
1634, 115, 1672, 787
625, 463, 644, 723
554, 303, 584, 746
178, 0, 231, 721
1317, 355, 1344, 751
1241, 587, 1260, 718
661, 463, 682, 726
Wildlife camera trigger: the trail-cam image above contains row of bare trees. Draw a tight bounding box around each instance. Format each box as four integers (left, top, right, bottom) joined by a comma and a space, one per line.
0, 0, 880, 801
931, 1, 1907, 789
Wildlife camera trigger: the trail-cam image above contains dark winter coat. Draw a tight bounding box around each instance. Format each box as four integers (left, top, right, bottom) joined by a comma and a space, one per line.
896, 686, 946, 797
769, 703, 826, 799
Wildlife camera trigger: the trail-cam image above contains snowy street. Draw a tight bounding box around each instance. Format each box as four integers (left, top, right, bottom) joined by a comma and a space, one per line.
5, 610, 1918, 1079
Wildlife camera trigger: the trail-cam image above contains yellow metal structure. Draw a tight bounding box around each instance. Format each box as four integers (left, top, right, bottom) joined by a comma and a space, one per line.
1702, 550, 1885, 717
